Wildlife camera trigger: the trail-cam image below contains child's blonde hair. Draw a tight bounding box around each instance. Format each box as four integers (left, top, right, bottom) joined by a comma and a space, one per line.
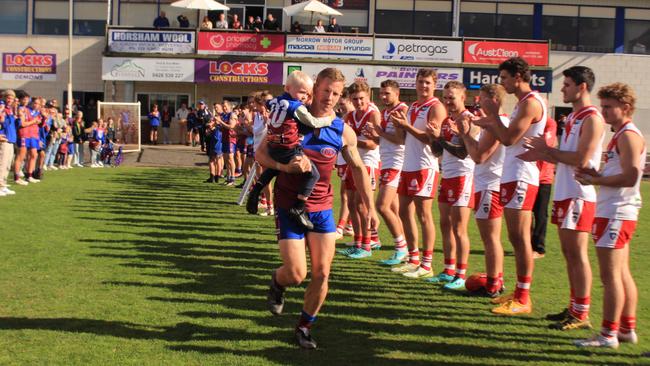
286, 70, 314, 90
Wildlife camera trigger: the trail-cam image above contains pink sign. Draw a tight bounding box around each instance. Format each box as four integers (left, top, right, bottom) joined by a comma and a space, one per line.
197, 31, 285, 57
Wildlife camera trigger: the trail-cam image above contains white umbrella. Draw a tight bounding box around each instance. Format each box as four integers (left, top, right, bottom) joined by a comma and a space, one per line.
171, 0, 229, 11
284, 0, 343, 23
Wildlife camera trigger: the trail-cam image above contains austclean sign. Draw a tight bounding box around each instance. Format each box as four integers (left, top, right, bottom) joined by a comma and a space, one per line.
374, 38, 462, 64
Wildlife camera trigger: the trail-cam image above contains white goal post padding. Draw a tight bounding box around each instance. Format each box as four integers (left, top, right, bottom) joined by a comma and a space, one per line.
98, 101, 141, 153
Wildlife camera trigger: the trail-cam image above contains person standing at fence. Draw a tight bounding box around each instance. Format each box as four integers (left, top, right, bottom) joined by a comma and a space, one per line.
0, 90, 18, 195
175, 103, 189, 145
161, 104, 172, 145
148, 104, 160, 145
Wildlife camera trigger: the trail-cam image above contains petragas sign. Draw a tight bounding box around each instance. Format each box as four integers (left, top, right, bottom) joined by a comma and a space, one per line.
374, 38, 462, 64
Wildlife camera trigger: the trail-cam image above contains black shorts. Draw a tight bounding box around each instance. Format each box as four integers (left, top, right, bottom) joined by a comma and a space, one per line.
151, 126, 159, 132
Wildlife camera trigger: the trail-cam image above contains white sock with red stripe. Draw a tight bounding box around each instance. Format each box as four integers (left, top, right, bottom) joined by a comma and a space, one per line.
353, 234, 362, 248
570, 296, 590, 320
601, 320, 619, 339
336, 218, 346, 231
456, 263, 467, 279
421, 250, 433, 271
394, 235, 407, 252
408, 249, 420, 265
443, 258, 456, 276
371, 229, 380, 243
362, 236, 371, 252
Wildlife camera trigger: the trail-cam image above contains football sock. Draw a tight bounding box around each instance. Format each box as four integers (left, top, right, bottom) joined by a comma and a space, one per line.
601, 319, 619, 339
408, 249, 420, 265
362, 236, 371, 252
443, 258, 456, 276
456, 263, 467, 279
297, 310, 317, 331
421, 250, 433, 271
620, 316, 636, 334
570, 296, 590, 320
394, 236, 407, 252
514, 275, 531, 305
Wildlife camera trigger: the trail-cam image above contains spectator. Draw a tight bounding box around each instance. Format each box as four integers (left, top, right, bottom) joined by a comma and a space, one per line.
72, 112, 86, 167
153, 11, 170, 28
231, 14, 243, 30
290, 21, 303, 34
161, 104, 172, 145
196, 100, 212, 152
148, 104, 160, 145
175, 102, 189, 145
313, 19, 325, 33
263, 13, 280, 31
200, 16, 213, 30
327, 17, 342, 32
245, 15, 256, 30
215, 13, 228, 29
253, 16, 264, 32
177, 14, 190, 28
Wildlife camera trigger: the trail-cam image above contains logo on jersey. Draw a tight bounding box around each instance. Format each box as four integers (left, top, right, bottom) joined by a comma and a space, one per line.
320, 146, 336, 158
609, 230, 618, 241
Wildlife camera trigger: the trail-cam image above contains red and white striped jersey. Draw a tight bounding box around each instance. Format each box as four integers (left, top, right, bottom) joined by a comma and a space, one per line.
553, 106, 604, 202
474, 115, 510, 192
402, 97, 441, 172
596, 122, 646, 220
345, 104, 381, 168
440, 110, 477, 179
379, 102, 408, 170
501, 91, 547, 185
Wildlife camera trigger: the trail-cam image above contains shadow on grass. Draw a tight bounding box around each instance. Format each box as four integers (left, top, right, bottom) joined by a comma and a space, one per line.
33, 167, 637, 365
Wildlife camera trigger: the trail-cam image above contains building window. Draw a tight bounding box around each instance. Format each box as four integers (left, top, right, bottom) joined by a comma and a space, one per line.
375, 10, 413, 35
33, 0, 106, 36
460, 2, 496, 38
0, 0, 28, 34
496, 14, 533, 39
625, 8, 650, 55
542, 5, 579, 51
578, 17, 614, 53
496, 3, 533, 39
414, 11, 451, 36
460, 13, 496, 38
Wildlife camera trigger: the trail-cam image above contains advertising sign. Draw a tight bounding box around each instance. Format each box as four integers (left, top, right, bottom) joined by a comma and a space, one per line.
464, 40, 549, 66
290, 0, 369, 10
285, 34, 373, 59
101, 57, 194, 82
195, 60, 283, 85
285, 64, 461, 90
373, 66, 463, 90
108, 29, 195, 54
284, 63, 372, 86
197, 32, 284, 57
463, 68, 552, 93
374, 38, 462, 64
2, 47, 56, 81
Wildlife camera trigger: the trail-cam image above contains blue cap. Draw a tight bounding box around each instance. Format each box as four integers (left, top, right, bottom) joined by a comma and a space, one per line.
198, 99, 206, 105
0, 100, 5, 106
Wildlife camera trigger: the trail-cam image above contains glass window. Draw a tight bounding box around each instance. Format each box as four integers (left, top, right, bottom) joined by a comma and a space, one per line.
496, 14, 533, 39
414, 11, 451, 36
0, 0, 27, 34
460, 13, 496, 38
34, 0, 105, 36
578, 17, 614, 53
543, 15, 578, 51
375, 10, 413, 35
625, 19, 650, 54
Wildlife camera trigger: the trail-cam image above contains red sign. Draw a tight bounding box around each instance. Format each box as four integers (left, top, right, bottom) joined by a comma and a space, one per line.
463, 41, 549, 66
197, 32, 285, 57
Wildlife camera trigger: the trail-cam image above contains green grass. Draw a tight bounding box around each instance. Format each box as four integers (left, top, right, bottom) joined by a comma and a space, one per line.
0, 166, 648, 365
